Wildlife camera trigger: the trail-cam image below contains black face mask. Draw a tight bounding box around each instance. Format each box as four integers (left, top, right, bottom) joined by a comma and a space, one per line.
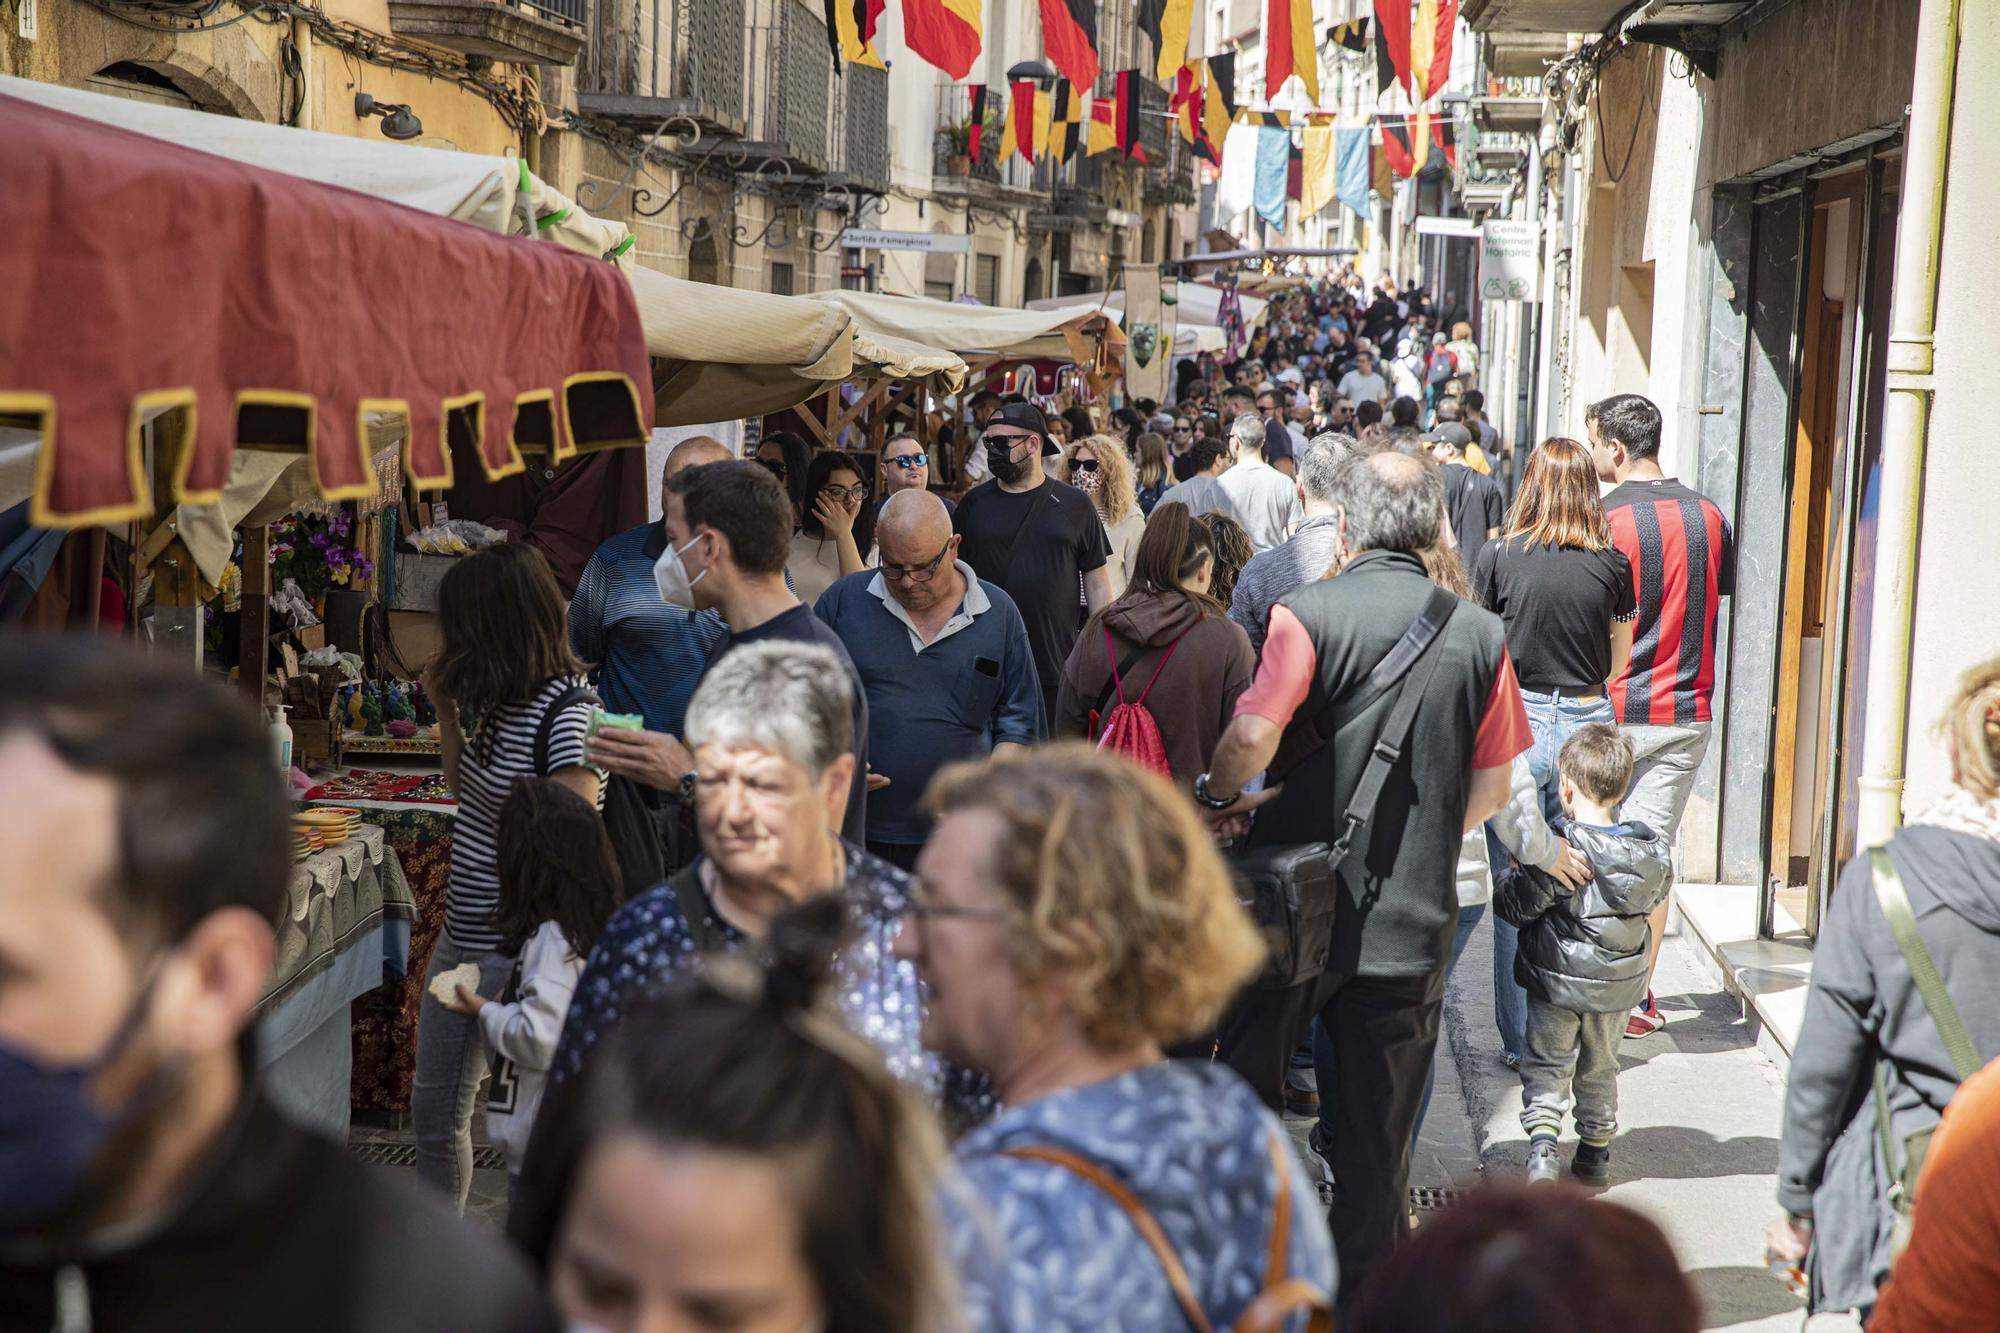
986, 443, 1030, 484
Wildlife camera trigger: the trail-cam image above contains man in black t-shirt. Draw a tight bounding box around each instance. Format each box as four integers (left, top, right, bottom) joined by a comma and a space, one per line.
1429, 424, 1505, 562
953, 402, 1113, 717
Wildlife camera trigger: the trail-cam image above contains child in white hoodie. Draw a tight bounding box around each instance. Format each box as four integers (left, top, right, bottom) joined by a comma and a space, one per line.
440, 777, 622, 1200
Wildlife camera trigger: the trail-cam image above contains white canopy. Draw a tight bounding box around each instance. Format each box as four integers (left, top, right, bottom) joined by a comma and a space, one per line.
806, 290, 1124, 361
1027, 282, 1271, 331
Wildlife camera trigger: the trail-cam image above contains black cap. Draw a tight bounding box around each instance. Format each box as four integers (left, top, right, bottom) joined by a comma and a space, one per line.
1426, 423, 1473, 449
988, 401, 1060, 456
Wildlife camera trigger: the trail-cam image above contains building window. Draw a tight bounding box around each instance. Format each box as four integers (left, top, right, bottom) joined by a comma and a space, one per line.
770, 262, 795, 296
925, 280, 955, 301
975, 253, 999, 306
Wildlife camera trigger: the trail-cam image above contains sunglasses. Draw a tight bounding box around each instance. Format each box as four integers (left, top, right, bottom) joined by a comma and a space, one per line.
1071, 457, 1100, 473
888, 452, 930, 470
981, 430, 1036, 451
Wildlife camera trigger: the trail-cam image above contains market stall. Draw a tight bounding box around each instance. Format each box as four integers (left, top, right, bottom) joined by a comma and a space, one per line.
257, 820, 416, 1136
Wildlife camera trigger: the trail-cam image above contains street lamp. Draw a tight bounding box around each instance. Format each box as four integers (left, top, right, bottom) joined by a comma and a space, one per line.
354, 93, 423, 141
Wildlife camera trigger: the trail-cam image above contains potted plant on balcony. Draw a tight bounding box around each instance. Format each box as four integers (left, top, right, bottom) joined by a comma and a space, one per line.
941, 118, 975, 177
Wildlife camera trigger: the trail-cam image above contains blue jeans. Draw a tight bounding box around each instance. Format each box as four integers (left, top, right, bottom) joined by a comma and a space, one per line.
1490, 689, 1614, 1059
1317, 902, 1486, 1148
413, 935, 514, 1211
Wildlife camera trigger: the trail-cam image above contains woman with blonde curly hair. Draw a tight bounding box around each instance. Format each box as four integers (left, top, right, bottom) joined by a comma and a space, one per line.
1060, 433, 1146, 596
896, 745, 1335, 1330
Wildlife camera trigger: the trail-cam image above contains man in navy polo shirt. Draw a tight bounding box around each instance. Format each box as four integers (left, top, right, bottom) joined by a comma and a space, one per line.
815, 490, 1044, 871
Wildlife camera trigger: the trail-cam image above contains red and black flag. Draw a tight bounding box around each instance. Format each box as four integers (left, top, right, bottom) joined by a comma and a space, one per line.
1265, 0, 1318, 102
1432, 115, 1457, 166
1327, 17, 1370, 53
1287, 139, 1304, 201
823, 0, 886, 70
1001, 79, 1038, 162
1372, 0, 1412, 98
1039, 0, 1100, 93
1378, 114, 1415, 177
966, 83, 988, 160
1115, 68, 1144, 160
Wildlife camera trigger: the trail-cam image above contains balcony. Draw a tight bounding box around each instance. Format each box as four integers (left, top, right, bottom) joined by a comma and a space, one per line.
931, 84, 1046, 203
386, 0, 583, 65
578, 0, 746, 139
1474, 76, 1544, 135
1144, 134, 1199, 207
737, 0, 834, 173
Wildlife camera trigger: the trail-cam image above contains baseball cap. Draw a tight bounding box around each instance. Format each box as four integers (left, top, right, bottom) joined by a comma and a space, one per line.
987, 401, 1061, 456
1425, 423, 1473, 449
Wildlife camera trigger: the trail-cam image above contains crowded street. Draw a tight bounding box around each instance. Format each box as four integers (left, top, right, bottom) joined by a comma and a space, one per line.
5, 0, 2000, 1331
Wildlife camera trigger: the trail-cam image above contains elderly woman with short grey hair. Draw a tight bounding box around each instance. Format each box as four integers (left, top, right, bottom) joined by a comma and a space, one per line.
543, 640, 988, 1121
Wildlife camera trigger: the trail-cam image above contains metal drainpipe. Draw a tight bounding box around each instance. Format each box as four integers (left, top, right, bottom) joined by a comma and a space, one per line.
291, 16, 315, 131
1532, 121, 1564, 442
1857, 0, 1963, 843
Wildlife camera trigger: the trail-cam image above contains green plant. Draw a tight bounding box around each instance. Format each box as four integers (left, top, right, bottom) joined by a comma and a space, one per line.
941, 109, 998, 156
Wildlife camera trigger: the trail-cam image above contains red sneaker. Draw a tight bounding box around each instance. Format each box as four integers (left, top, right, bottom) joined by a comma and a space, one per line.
1625, 992, 1666, 1039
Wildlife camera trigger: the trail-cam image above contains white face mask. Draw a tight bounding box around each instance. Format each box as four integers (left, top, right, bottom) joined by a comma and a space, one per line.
652, 531, 712, 611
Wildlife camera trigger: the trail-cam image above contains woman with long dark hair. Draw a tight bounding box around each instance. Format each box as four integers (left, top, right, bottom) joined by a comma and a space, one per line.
1052, 502, 1255, 789
515, 899, 955, 1333
754, 430, 814, 526
789, 450, 874, 604
1469, 437, 1635, 1065
418, 542, 602, 1211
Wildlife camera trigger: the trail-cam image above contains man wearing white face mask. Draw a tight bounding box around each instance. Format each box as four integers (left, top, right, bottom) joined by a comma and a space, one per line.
588, 460, 871, 843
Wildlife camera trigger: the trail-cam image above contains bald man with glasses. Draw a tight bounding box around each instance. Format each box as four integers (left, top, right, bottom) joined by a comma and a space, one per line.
814, 490, 1044, 870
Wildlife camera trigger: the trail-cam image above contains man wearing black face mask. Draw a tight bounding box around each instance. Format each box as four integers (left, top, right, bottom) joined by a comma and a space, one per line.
952, 401, 1113, 719
0, 641, 555, 1333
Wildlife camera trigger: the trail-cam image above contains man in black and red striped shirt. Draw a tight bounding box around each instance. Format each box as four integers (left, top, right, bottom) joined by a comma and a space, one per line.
1587, 393, 1735, 1038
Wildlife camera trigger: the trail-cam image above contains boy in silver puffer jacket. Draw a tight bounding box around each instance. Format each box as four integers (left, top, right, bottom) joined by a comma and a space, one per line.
1495, 723, 1671, 1186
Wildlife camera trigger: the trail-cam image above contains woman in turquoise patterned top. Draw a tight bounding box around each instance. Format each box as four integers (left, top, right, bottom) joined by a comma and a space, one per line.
897, 746, 1336, 1331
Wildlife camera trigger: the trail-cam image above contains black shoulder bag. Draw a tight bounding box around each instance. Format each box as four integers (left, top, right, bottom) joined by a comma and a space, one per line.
535, 685, 670, 897
1231, 587, 1459, 990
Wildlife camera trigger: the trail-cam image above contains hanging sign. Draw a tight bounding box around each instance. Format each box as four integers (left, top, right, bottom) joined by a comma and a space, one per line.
840, 229, 970, 253
1479, 220, 1539, 301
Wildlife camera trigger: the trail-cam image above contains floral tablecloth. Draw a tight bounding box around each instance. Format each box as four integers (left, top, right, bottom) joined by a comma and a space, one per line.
309, 790, 456, 1116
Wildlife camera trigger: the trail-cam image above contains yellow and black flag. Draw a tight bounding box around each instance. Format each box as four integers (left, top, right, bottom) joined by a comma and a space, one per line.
1087, 97, 1118, 156
823, 0, 886, 69
1138, 0, 1195, 82
1327, 17, 1370, 54
1050, 79, 1085, 163
1200, 52, 1237, 155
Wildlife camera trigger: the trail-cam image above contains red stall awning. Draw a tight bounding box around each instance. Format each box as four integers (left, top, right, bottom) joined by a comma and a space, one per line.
0, 90, 653, 529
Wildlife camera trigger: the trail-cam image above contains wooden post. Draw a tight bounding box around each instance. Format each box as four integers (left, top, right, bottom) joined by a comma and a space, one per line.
239, 524, 271, 702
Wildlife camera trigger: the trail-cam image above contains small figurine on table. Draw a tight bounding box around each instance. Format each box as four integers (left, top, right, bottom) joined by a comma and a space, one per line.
385, 682, 416, 724
344, 687, 365, 731
360, 692, 385, 737
411, 685, 438, 728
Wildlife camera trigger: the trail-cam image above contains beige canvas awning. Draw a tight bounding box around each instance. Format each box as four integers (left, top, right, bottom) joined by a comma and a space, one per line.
807, 290, 1125, 363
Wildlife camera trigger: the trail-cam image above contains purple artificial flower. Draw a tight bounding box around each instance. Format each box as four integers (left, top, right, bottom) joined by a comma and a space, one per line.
326, 546, 349, 570
310, 532, 331, 550
356, 555, 377, 580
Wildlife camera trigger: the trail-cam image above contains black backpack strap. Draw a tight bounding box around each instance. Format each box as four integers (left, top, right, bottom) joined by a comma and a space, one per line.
534, 683, 599, 777
1093, 638, 1153, 720
1324, 587, 1459, 869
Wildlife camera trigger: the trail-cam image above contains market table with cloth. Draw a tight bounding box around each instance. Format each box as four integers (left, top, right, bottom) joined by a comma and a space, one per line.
255, 824, 414, 1138
308, 770, 456, 1116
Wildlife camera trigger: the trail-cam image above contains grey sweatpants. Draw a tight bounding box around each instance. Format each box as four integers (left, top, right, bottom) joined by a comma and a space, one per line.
1520, 998, 1625, 1147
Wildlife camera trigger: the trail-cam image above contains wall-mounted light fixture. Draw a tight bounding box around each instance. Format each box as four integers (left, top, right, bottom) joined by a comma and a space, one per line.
355, 92, 423, 141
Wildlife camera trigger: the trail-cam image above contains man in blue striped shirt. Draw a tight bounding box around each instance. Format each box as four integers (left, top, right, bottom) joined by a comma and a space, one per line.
567, 436, 732, 739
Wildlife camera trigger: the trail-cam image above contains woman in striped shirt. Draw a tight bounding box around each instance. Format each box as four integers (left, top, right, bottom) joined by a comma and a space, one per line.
417, 543, 604, 1211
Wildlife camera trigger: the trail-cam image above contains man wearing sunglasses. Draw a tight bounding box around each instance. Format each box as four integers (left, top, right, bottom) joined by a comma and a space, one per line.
814, 491, 1043, 872
878, 433, 954, 517
952, 402, 1112, 721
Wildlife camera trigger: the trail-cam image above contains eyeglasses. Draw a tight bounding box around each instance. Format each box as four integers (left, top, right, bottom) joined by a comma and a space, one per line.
880, 536, 954, 583
756, 458, 788, 479
902, 886, 1009, 923
820, 483, 869, 503
887, 452, 930, 470
1070, 457, 1100, 473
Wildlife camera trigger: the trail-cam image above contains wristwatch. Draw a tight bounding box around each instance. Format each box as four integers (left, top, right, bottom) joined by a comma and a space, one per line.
1193, 772, 1239, 810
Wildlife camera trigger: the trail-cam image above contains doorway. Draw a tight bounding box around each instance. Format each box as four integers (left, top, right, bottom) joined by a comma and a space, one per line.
1761, 153, 1900, 939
